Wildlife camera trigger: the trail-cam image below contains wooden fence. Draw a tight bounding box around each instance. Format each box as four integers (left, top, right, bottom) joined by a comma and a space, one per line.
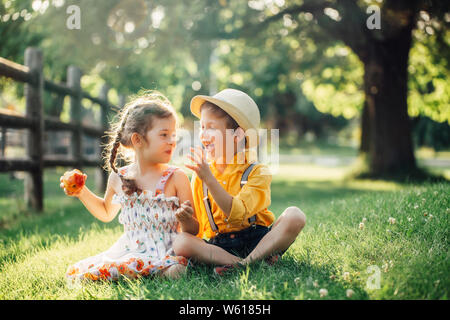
0, 47, 123, 211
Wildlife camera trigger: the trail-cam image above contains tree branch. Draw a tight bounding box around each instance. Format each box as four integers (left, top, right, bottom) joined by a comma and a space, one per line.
313, 0, 369, 57
192, 0, 370, 59
193, 1, 330, 40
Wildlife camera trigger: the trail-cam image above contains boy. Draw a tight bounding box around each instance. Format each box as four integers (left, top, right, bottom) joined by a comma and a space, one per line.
173, 88, 306, 275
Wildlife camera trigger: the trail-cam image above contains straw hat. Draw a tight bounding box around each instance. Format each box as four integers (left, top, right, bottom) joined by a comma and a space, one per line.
190, 88, 261, 132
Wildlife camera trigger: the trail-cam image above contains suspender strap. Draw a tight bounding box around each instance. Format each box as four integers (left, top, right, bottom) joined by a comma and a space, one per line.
203, 180, 218, 233
240, 163, 257, 187
203, 162, 258, 233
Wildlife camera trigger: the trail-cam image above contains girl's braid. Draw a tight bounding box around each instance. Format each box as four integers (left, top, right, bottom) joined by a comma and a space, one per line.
109, 111, 128, 175
109, 109, 140, 195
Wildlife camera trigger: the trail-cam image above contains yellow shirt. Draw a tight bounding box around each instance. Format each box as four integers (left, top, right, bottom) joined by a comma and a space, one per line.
192, 153, 275, 239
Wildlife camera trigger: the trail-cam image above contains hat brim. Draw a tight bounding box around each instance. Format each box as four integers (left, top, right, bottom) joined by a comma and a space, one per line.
190, 95, 253, 131
190, 95, 260, 149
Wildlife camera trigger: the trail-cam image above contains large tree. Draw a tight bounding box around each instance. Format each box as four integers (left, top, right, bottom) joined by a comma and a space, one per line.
190, 0, 448, 177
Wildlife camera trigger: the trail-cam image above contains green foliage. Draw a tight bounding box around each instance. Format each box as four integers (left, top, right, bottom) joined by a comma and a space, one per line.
0, 0, 449, 143
408, 26, 450, 124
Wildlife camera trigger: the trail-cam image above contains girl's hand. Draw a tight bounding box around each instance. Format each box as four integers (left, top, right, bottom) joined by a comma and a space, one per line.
185, 147, 214, 183
60, 178, 84, 197
175, 200, 194, 223
59, 169, 87, 198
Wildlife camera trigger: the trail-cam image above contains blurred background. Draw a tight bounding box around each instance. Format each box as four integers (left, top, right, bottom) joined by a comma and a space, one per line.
0, 0, 449, 185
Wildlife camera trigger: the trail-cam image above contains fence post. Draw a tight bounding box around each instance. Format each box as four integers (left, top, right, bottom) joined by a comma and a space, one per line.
67, 65, 83, 170
24, 47, 44, 211
1, 127, 6, 157
96, 84, 110, 192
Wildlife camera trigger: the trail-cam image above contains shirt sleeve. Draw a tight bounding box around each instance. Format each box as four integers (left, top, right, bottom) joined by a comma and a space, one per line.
226, 164, 272, 227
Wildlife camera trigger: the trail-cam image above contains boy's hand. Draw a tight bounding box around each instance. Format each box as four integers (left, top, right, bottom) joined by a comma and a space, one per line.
175, 200, 194, 223
185, 147, 214, 184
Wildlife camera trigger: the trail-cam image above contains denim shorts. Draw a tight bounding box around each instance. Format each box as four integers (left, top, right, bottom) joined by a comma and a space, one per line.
205, 225, 272, 258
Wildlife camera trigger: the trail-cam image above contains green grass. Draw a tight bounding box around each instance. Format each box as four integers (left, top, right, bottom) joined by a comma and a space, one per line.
0, 164, 448, 300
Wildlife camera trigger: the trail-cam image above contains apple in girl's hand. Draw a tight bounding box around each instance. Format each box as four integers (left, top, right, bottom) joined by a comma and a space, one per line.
60, 169, 87, 195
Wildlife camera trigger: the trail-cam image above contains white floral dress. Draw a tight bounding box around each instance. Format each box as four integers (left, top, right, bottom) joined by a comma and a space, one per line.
66, 165, 187, 281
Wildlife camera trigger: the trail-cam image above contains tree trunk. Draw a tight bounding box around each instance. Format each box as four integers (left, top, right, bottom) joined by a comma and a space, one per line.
360, 29, 416, 176
360, 101, 370, 153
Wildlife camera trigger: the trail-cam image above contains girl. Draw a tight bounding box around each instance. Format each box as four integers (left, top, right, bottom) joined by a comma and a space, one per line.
62, 91, 198, 281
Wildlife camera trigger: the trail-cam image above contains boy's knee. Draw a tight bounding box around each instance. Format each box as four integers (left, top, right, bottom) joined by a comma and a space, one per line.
283, 206, 306, 233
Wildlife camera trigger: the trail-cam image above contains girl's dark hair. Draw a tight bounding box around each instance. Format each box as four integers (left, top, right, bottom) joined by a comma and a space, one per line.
103, 91, 177, 195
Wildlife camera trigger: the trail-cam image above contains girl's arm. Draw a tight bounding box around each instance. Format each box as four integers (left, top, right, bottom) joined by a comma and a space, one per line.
63, 171, 122, 223
173, 170, 199, 235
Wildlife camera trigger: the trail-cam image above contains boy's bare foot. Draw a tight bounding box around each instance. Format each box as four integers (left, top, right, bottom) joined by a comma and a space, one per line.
264, 253, 281, 266
213, 264, 241, 276
214, 254, 281, 276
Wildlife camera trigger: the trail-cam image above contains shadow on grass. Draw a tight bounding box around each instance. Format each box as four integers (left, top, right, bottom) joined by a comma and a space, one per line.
0, 199, 121, 266
347, 155, 448, 184
97, 255, 370, 300
0, 176, 400, 266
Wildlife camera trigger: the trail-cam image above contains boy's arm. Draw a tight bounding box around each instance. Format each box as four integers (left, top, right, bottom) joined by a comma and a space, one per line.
186, 147, 271, 225
186, 147, 233, 217
75, 172, 122, 223
202, 174, 233, 217
197, 165, 272, 227
225, 165, 272, 225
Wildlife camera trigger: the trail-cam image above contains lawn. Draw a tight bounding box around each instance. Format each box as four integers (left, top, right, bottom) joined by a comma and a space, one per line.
0, 162, 448, 300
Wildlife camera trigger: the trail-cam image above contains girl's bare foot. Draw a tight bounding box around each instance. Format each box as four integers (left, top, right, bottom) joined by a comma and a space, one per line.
162, 264, 187, 279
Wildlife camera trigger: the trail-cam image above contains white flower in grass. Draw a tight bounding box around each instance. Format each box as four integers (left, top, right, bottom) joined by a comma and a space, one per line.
407, 217, 412, 222
362, 217, 367, 223
313, 280, 319, 288
359, 222, 365, 230
319, 288, 328, 298
346, 289, 354, 298
388, 217, 396, 225
343, 272, 350, 281
382, 261, 393, 272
